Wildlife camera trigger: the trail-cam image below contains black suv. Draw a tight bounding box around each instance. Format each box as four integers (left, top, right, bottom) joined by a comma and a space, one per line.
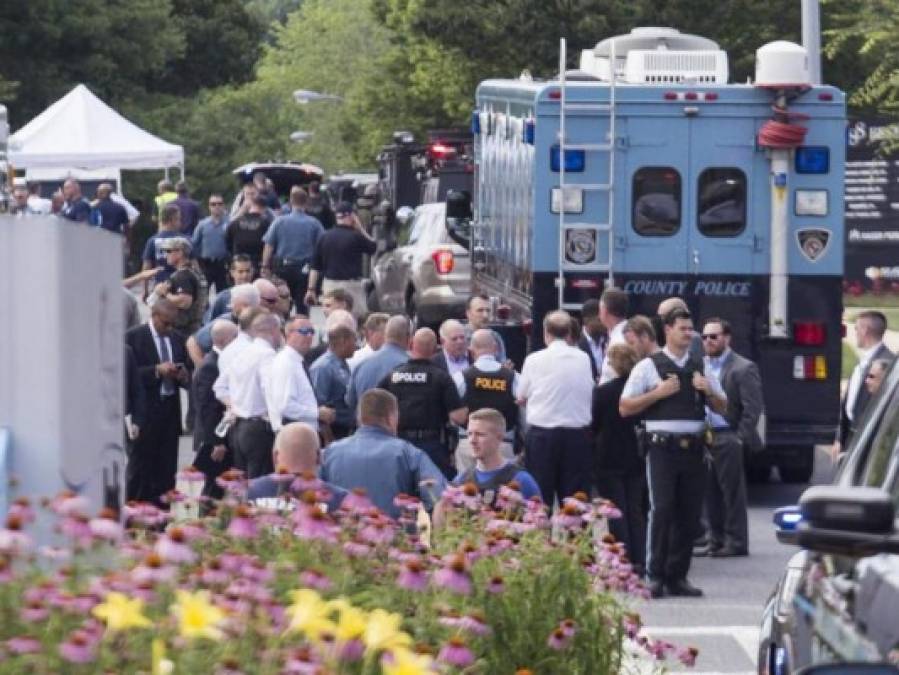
759, 359, 899, 674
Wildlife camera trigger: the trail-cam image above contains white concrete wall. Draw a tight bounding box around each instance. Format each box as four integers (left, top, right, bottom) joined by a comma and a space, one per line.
0, 216, 123, 519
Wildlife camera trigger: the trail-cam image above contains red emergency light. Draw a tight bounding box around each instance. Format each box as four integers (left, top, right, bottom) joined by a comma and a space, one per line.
431, 249, 455, 274
793, 321, 826, 346
429, 143, 457, 159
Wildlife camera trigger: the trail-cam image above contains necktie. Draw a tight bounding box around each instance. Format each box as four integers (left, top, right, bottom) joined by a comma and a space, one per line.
158, 336, 175, 396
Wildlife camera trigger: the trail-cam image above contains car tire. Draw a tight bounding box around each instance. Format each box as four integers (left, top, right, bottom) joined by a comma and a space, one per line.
405, 288, 419, 328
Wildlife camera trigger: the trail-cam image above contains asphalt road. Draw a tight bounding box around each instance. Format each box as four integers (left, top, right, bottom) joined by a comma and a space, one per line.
636, 446, 836, 675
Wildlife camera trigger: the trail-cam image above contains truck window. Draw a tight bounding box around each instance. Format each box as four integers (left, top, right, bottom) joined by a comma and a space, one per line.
861, 377, 899, 490
632, 167, 681, 236
697, 168, 747, 237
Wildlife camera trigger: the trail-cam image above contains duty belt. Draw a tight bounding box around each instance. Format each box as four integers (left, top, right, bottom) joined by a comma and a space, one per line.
645, 431, 705, 451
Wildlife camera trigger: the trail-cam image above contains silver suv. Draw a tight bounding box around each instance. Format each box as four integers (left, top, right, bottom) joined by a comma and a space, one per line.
367, 201, 470, 326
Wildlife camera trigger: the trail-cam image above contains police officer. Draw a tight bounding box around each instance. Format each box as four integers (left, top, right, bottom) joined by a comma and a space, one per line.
377, 328, 468, 479
619, 308, 727, 599
261, 186, 324, 315
453, 329, 520, 473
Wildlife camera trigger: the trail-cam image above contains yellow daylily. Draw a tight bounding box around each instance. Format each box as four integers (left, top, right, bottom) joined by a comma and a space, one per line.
92, 592, 152, 632
170, 589, 226, 641
363, 608, 412, 653
284, 588, 336, 640
382, 648, 438, 675
333, 605, 368, 643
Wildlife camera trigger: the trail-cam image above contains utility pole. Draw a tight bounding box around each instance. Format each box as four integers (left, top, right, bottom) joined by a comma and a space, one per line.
801, 0, 822, 85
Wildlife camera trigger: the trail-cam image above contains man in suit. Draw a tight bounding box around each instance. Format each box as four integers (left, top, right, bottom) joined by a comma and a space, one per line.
433, 319, 470, 377
124, 299, 191, 504
698, 317, 763, 557
192, 320, 238, 499
577, 298, 605, 381
835, 311, 894, 455
124, 344, 146, 447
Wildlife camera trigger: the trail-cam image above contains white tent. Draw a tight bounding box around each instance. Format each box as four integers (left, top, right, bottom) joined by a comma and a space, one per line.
8, 84, 184, 171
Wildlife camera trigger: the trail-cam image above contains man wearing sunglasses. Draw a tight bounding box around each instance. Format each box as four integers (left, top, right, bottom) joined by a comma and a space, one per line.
696, 317, 762, 560
192, 194, 230, 294
266, 316, 326, 434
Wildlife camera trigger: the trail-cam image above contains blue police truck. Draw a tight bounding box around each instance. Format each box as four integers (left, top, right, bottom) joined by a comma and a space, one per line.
449, 28, 845, 482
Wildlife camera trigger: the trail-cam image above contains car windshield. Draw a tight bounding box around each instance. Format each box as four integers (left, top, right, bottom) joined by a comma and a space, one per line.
408, 206, 447, 247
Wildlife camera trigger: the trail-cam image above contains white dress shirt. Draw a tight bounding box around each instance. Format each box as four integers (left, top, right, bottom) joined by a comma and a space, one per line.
347, 343, 375, 372
148, 320, 174, 397
845, 341, 884, 421
216, 337, 274, 418
622, 346, 726, 433
266, 346, 319, 432
518, 340, 593, 428
598, 319, 628, 384
213, 331, 251, 403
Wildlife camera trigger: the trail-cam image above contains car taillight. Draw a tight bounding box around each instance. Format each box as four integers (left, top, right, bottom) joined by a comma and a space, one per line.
793, 321, 826, 346
431, 249, 454, 274
793, 355, 827, 380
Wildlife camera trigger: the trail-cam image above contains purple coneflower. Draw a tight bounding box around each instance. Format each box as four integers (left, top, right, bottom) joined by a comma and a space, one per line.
51, 492, 91, 517
88, 508, 124, 542
293, 505, 339, 543
343, 539, 372, 558
547, 627, 571, 651
300, 568, 333, 591
433, 555, 472, 595
227, 505, 259, 539
551, 503, 586, 530
6, 635, 41, 654
216, 469, 248, 495
677, 646, 699, 667
130, 552, 177, 584
58, 630, 98, 664
8, 497, 35, 525
396, 558, 429, 591
559, 619, 577, 638
458, 612, 492, 636
438, 637, 475, 667
283, 647, 322, 674
20, 600, 49, 623
155, 527, 197, 565
358, 518, 396, 546
486, 575, 505, 594
177, 465, 206, 484
290, 472, 322, 494
59, 515, 93, 545
0, 515, 33, 555
341, 488, 374, 513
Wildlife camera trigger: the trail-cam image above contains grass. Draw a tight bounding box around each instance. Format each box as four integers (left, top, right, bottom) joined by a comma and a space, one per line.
843, 294, 899, 309
842, 342, 859, 380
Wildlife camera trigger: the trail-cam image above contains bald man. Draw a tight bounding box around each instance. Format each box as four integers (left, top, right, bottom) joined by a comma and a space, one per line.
91, 182, 129, 234
377, 328, 467, 479
192, 320, 238, 498
433, 319, 470, 376
254, 278, 281, 314
247, 423, 348, 511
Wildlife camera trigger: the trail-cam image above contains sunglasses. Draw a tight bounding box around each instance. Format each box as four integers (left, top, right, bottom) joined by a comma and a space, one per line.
701, 334, 721, 340
294, 327, 316, 336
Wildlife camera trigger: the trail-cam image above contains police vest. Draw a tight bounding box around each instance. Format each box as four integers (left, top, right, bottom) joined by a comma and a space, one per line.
643, 352, 706, 421
386, 361, 448, 432
459, 462, 521, 507
462, 365, 517, 432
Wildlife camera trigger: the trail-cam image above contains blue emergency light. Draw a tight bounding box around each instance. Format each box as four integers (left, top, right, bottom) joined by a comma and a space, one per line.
795, 146, 829, 174
523, 119, 535, 145
471, 110, 481, 136
550, 146, 585, 172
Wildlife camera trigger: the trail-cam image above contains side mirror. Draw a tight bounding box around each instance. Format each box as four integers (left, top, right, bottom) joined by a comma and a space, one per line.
446, 189, 473, 249
791, 486, 899, 557
796, 665, 899, 675
396, 206, 414, 227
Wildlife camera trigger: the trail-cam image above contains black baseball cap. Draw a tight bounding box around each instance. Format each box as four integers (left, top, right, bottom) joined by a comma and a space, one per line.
335, 201, 354, 215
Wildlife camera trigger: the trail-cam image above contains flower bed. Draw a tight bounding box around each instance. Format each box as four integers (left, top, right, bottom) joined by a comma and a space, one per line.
0, 471, 695, 673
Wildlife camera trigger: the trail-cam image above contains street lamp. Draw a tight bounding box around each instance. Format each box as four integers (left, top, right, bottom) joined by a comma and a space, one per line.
293, 89, 342, 104
290, 131, 314, 143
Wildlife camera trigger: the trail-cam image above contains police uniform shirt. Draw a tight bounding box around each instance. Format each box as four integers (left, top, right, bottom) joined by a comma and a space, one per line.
452, 354, 522, 441
518, 340, 593, 428
311, 227, 377, 281
377, 359, 463, 431
598, 319, 628, 384
622, 346, 726, 433
262, 210, 324, 262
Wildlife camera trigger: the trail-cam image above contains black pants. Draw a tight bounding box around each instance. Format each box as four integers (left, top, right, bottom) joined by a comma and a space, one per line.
705, 431, 749, 551
524, 425, 592, 506
232, 418, 275, 479
410, 438, 455, 480
595, 469, 648, 568
127, 395, 180, 504
646, 442, 706, 583
274, 261, 309, 316
199, 258, 229, 294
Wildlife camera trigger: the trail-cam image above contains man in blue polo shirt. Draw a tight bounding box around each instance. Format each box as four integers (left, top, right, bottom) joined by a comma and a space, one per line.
142, 204, 183, 283
60, 178, 91, 223
90, 183, 130, 234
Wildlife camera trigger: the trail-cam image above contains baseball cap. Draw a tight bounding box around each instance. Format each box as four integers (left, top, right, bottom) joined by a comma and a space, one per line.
162, 236, 192, 254
335, 201, 354, 216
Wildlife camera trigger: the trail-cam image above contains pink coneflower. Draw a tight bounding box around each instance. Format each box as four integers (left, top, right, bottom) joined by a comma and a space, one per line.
495, 484, 525, 510
646, 638, 675, 660
155, 527, 197, 564
8, 497, 35, 524
123, 501, 168, 528
51, 492, 91, 518
130, 553, 176, 585
551, 503, 586, 530
58, 630, 97, 664
214, 658, 246, 675
393, 493, 421, 513
486, 575, 505, 594
0, 515, 32, 555
433, 555, 472, 595
241, 559, 274, 584
20, 600, 49, 623
340, 488, 374, 513
218, 552, 252, 573
438, 637, 475, 667
300, 569, 333, 591
397, 559, 429, 591
677, 646, 699, 667
559, 619, 577, 638
199, 559, 230, 586
283, 647, 322, 674
358, 518, 396, 546
6, 635, 41, 654
88, 508, 124, 542
227, 505, 259, 539
343, 539, 372, 558
458, 612, 492, 636
293, 506, 339, 543
547, 627, 571, 651
290, 472, 322, 494
216, 469, 248, 495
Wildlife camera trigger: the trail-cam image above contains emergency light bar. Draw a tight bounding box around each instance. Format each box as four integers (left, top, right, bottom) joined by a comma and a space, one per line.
550, 146, 585, 172
795, 146, 829, 174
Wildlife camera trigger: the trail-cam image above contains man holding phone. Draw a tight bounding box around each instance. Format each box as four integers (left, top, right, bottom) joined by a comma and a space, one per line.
125, 299, 192, 505
304, 202, 376, 321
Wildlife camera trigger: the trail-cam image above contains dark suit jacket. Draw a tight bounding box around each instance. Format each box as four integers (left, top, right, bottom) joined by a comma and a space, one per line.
591, 377, 642, 473
839, 343, 895, 445
430, 349, 470, 373
718, 349, 764, 453
577, 335, 601, 381
124, 323, 189, 416
192, 350, 224, 453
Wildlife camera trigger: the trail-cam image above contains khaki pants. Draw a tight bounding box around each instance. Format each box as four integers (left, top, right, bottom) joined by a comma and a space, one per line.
455, 437, 515, 475
322, 278, 367, 321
